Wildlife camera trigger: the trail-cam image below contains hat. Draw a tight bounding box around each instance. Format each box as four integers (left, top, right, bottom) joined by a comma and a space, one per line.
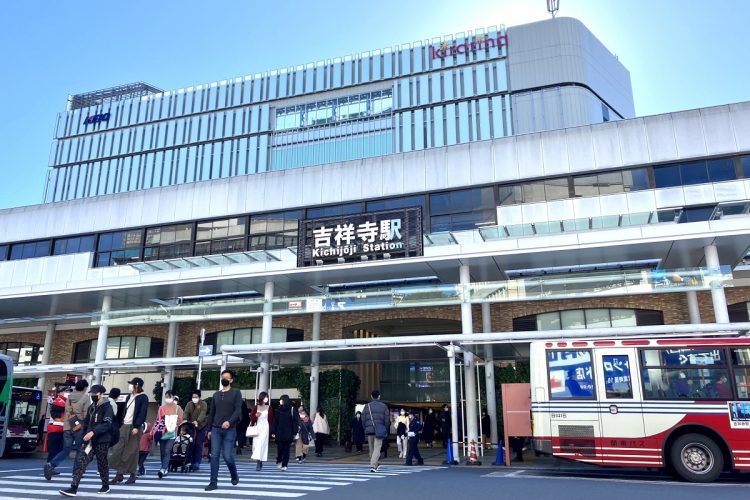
128, 377, 145, 387
52, 397, 66, 408
90, 384, 106, 394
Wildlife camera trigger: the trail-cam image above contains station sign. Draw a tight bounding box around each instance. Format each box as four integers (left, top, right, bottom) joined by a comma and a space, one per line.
297, 207, 422, 267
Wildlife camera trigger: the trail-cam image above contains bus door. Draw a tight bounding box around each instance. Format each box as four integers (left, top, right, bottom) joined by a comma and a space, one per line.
594, 348, 646, 462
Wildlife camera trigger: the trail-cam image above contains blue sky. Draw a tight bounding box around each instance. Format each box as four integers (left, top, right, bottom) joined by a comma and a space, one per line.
0, 0, 748, 210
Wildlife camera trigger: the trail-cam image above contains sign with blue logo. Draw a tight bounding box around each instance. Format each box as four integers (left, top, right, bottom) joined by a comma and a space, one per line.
83, 112, 111, 125
198, 345, 213, 357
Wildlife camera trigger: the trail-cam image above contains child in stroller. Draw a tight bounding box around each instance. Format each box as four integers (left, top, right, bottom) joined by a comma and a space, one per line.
168, 422, 196, 473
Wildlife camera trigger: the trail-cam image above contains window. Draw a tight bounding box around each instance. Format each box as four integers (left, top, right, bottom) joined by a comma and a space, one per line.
732, 348, 750, 399
680, 206, 715, 223
307, 203, 362, 219
679, 161, 709, 185
515, 309, 662, 332
195, 217, 247, 256
96, 229, 143, 267
9, 240, 51, 260
707, 158, 736, 182
522, 181, 546, 203
72, 336, 163, 363
641, 348, 730, 400
144, 223, 193, 261
53, 235, 96, 255
498, 185, 523, 205
548, 350, 595, 398
544, 178, 570, 200
742, 156, 750, 178
0, 244, 8, 261
205, 327, 303, 352
623, 168, 651, 191
603, 355, 633, 398
367, 195, 425, 212
653, 164, 681, 188
429, 187, 495, 232
0, 342, 43, 366
250, 210, 301, 250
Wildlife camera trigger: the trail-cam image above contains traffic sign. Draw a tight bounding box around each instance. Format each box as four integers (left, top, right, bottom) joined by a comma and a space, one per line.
198, 345, 213, 357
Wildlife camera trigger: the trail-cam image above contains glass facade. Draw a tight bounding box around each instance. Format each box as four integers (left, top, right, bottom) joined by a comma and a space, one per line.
72, 336, 164, 363
44, 26, 509, 202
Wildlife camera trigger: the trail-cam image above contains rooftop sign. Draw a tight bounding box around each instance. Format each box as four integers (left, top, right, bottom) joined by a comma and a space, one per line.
430, 33, 508, 60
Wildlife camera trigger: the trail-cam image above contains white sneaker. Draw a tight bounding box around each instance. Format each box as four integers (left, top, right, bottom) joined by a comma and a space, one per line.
277, 463, 283, 470
281, 466, 288, 471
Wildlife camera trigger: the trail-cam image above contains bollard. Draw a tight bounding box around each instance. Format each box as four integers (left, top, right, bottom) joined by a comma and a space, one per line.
442, 441, 459, 465
492, 441, 505, 465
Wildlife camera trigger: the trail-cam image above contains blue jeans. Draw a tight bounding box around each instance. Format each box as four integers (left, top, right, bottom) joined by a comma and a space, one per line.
160, 438, 175, 470
192, 427, 207, 469
50, 429, 84, 468
209, 426, 237, 484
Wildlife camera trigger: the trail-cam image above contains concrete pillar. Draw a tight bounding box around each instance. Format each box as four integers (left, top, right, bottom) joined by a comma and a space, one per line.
309, 312, 321, 420
704, 244, 729, 323
162, 322, 178, 400
686, 291, 701, 324
459, 265, 480, 462
37, 323, 56, 392
93, 295, 112, 384
447, 345, 460, 463
481, 303, 498, 446
258, 281, 274, 392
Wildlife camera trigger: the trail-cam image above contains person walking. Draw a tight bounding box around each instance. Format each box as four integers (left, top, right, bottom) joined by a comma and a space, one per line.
395, 409, 409, 459
46, 397, 67, 465
183, 389, 208, 471
45, 380, 90, 480
404, 410, 424, 466
350, 411, 365, 452
422, 408, 437, 448
481, 409, 491, 449
271, 394, 299, 471
295, 408, 314, 463
109, 377, 148, 484
138, 422, 153, 476
58, 384, 114, 497
312, 407, 329, 457
250, 391, 273, 471
156, 390, 183, 479
205, 369, 243, 491
361, 389, 389, 472
438, 404, 451, 448
236, 399, 251, 454
106, 388, 122, 448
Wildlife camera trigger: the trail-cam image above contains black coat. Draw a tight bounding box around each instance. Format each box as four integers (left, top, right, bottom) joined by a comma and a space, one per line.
271, 405, 299, 443
438, 410, 451, 435
422, 412, 437, 440
85, 400, 115, 445
350, 417, 365, 444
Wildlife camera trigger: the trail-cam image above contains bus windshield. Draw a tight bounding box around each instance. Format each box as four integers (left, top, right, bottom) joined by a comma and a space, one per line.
9, 388, 42, 434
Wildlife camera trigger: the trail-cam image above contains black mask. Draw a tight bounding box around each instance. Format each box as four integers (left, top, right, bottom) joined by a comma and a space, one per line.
91, 395, 100, 403
221, 379, 230, 387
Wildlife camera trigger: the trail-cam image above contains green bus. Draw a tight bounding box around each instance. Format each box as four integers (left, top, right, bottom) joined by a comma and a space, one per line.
0, 353, 43, 456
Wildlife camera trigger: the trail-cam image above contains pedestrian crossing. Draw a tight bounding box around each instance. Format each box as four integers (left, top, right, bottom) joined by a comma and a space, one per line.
0, 461, 440, 499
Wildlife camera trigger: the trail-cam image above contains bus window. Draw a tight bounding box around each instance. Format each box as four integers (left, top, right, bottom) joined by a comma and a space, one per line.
732, 348, 750, 399
602, 355, 633, 398
641, 348, 730, 400
547, 350, 595, 398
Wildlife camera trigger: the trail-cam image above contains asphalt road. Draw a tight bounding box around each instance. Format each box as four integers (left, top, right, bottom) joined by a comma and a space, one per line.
0, 457, 746, 499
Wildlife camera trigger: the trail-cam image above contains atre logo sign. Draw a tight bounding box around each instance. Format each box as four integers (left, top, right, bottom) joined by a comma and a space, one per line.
83, 113, 111, 125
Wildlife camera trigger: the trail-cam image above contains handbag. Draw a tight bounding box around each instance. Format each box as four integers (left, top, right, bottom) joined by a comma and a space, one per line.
152, 418, 165, 442
246, 425, 260, 438
367, 403, 388, 439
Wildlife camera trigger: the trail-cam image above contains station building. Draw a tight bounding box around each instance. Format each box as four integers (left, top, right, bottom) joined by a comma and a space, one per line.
1, 17, 750, 446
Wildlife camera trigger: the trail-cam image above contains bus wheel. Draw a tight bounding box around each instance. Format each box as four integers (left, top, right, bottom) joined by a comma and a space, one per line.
669, 433, 723, 483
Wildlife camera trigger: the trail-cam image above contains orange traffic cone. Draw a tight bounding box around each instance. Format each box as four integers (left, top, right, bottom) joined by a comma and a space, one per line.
466, 439, 482, 466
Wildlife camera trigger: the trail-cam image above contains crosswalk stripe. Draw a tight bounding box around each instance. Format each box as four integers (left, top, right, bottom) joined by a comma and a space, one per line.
0, 488, 266, 500
16, 474, 351, 487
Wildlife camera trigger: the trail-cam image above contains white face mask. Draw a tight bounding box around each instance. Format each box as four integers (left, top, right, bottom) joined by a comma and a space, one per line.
192, 398, 199, 404
164, 398, 174, 404
128, 384, 134, 392
263, 398, 269, 404
400, 411, 405, 415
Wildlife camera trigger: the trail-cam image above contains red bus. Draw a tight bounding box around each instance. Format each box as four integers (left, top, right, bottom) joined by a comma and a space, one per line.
530, 337, 750, 482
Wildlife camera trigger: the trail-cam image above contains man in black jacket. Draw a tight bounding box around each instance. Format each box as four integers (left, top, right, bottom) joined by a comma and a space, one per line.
361, 389, 390, 472
59, 384, 114, 497
205, 369, 243, 492
270, 394, 299, 471
109, 377, 149, 485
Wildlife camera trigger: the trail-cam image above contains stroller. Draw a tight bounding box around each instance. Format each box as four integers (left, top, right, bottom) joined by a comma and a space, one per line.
168, 422, 196, 473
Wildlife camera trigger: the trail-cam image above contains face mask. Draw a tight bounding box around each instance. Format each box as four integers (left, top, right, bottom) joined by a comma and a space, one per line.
165, 398, 174, 404
400, 411, 405, 415
128, 384, 134, 392
263, 398, 269, 404
428, 409, 433, 414
91, 395, 100, 403
192, 398, 199, 404
221, 379, 230, 387
356, 415, 361, 420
